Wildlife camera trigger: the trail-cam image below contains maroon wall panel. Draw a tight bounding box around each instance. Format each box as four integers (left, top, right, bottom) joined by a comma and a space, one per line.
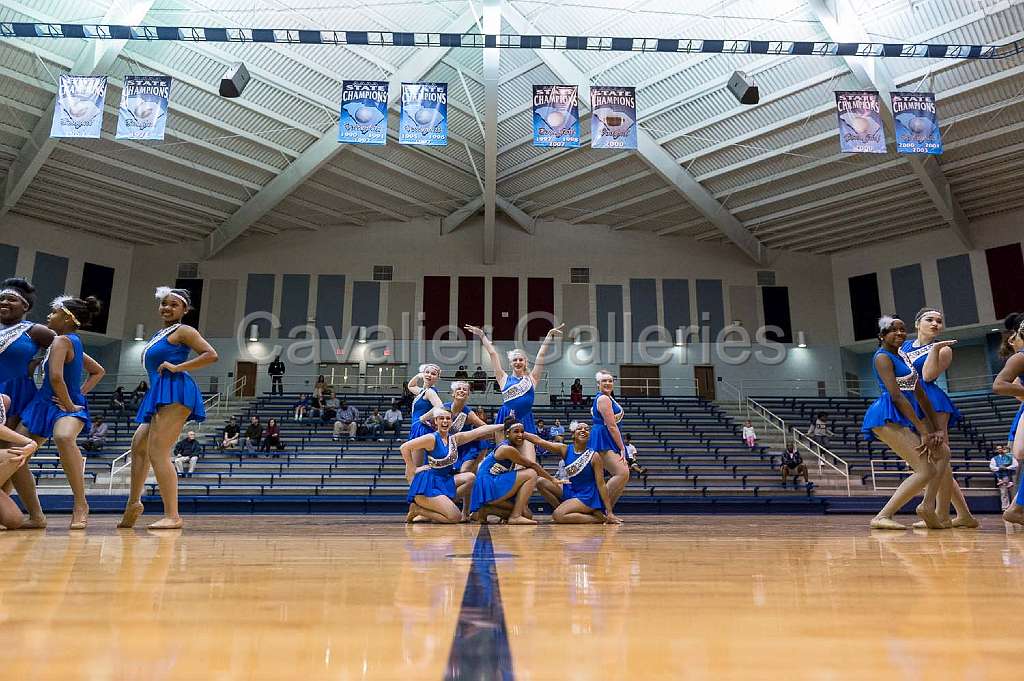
423, 276, 451, 340
985, 242, 1024, 320
491, 277, 519, 341
457, 276, 485, 332
526, 277, 554, 340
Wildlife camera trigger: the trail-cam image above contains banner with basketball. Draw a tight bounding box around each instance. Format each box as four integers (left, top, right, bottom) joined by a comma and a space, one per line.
338, 80, 388, 145
532, 85, 580, 148
50, 75, 107, 139
590, 86, 637, 150
115, 75, 171, 140
891, 92, 942, 155
834, 91, 885, 154
399, 82, 447, 146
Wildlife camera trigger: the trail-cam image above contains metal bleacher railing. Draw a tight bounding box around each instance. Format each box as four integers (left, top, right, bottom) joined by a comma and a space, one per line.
868, 459, 993, 492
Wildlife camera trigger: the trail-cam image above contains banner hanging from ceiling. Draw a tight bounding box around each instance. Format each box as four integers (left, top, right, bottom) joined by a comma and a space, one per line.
590, 86, 637, 150
338, 80, 388, 145
399, 82, 447, 146
50, 75, 107, 139
891, 92, 942, 155
115, 75, 171, 140
835, 90, 885, 154
532, 84, 580, 148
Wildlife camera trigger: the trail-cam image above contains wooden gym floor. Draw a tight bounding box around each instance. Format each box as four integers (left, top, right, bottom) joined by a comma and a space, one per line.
2, 514, 1022, 680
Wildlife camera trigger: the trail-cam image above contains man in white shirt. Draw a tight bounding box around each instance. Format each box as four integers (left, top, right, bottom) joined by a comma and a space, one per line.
991, 444, 1019, 511
383, 401, 404, 436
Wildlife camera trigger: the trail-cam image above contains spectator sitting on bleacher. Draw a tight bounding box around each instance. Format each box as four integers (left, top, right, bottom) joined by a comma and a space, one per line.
455, 365, 469, 381
244, 416, 262, 452
535, 419, 551, 457
220, 417, 240, 450
624, 433, 647, 476
780, 443, 809, 487
129, 380, 148, 411
549, 419, 565, 443
570, 378, 584, 406
308, 394, 323, 419
383, 401, 403, 435
110, 386, 126, 415
333, 401, 359, 440
173, 430, 202, 478
472, 366, 487, 393
742, 421, 758, 450
293, 393, 310, 420
323, 392, 340, 422
362, 410, 384, 441
82, 415, 108, 452
809, 413, 833, 450
991, 445, 1018, 511
313, 375, 327, 398
261, 418, 283, 454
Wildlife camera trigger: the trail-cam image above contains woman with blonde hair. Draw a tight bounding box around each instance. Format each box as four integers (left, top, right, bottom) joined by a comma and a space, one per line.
589, 369, 630, 512
405, 363, 445, 440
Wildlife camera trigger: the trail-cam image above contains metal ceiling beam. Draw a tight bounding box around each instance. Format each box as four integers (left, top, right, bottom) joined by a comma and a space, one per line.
0, 0, 156, 219
570, 187, 674, 224
203, 7, 480, 259
495, 195, 534, 234
481, 0, 501, 264
443, 195, 483, 234
808, 0, 973, 250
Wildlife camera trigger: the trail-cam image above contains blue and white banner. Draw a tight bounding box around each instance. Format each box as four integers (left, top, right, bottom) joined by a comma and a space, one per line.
835, 90, 885, 154
533, 85, 580, 148
590, 86, 637, 150
891, 92, 942, 155
399, 82, 447, 146
115, 75, 170, 140
50, 75, 107, 139
338, 80, 388, 145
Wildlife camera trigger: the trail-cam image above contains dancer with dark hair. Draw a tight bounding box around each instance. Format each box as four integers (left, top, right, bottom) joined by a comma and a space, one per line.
118, 287, 218, 530
994, 312, 1024, 525
470, 421, 559, 525
16, 296, 105, 529
862, 315, 950, 530
902, 307, 978, 528
533, 421, 619, 524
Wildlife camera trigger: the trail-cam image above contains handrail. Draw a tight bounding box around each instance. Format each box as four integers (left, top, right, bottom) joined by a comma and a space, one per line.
791, 428, 851, 497
108, 449, 132, 491
717, 379, 743, 407
747, 397, 787, 448
868, 458, 992, 491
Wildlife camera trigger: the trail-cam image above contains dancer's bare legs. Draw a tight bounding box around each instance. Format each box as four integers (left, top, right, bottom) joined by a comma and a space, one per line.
51, 417, 88, 529
870, 424, 940, 530
144, 404, 190, 529
118, 423, 150, 528
2, 417, 45, 528
536, 478, 563, 509
552, 498, 606, 524
455, 471, 475, 521
412, 495, 461, 524
600, 451, 629, 506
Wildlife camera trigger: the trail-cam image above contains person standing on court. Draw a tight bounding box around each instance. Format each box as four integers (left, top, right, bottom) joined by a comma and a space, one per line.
268, 354, 285, 396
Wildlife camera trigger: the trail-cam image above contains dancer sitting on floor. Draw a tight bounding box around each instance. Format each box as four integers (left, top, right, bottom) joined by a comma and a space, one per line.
533, 421, 620, 524
470, 421, 560, 525
994, 312, 1024, 525
0, 394, 38, 529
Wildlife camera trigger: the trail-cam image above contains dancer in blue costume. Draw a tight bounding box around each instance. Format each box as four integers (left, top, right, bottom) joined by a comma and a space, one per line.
464, 322, 564, 464
532, 421, 619, 524
400, 409, 506, 524
405, 363, 444, 440
0, 394, 38, 529
0, 278, 55, 528
589, 369, 630, 512
862, 316, 950, 530
901, 308, 978, 529
470, 421, 558, 525
19, 296, 105, 530
994, 312, 1024, 525
118, 287, 218, 531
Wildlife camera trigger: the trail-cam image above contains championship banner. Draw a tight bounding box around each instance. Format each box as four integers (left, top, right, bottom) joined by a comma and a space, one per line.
115, 75, 171, 140
50, 75, 107, 139
891, 92, 942, 155
399, 82, 447, 146
532, 85, 580, 148
338, 80, 388, 145
591, 86, 637, 150
835, 91, 885, 154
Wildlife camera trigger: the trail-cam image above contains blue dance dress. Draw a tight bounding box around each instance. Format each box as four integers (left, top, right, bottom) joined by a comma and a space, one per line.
588, 392, 624, 453
445, 401, 484, 469
470, 445, 517, 512
21, 333, 90, 438
135, 324, 206, 424
861, 347, 923, 441
1010, 403, 1023, 445
406, 431, 458, 502
562, 445, 604, 512
0, 321, 40, 419
900, 340, 960, 427
407, 386, 440, 440
495, 374, 536, 433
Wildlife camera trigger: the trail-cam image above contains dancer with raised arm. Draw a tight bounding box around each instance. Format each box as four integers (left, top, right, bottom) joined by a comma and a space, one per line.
0, 395, 38, 529
994, 312, 1024, 525
862, 316, 950, 530
118, 287, 218, 530
400, 409, 505, 524
18, 296, 105, 530
470, 421, 559, 525
464, 323, 564, 464
532, 421, 619, 524
405, 363, 445, 440
589, 370, 630, 511
902, 308, 978, 528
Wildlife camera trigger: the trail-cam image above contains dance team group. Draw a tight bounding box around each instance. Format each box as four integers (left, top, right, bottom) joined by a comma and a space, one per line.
1, 274, 1023, 530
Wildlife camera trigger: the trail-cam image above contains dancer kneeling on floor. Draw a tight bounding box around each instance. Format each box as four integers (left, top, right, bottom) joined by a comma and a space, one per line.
0, 394, 38, 529
470, 421, 560, 525
401, 408, 507, 524
533, 421, 620, 524
862, 315, 951, 530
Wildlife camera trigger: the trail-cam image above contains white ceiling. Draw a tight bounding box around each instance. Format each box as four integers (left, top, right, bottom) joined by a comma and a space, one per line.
0, 0, 1021, 255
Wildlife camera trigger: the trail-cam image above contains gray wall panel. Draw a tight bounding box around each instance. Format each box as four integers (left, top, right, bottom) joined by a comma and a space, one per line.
387, 282, 416, 339
629, 278, 658, 341
279, 274, 310, 336
561, 283, 590, 333
205, 278, 239, 338
596, 284, 623, 343
890, 264, 926, 326
696, 279, 725, 338
662, 279, 691, 337
937, 254, 979, 327
315, 275, 346, 337
351, 280, 381, 336
29, 252, 69, 323
0, 243, 17, 280
244, 273, 275, 338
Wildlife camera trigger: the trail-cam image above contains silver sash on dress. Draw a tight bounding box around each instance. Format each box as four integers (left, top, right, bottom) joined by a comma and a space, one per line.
428, 435, 459, 469
141, 323, 180, 368
902, 343, 932, 367
0, 392, 6, 424
563, 448, 595, 478
0, 321, 31, 356
895, 348, 920, 391
449, 409, 468, 434
502, 374, 533, 403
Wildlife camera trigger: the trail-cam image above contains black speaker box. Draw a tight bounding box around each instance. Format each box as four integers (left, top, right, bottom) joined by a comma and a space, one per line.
219, 62, 250, 98
727, 70, 759, 105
